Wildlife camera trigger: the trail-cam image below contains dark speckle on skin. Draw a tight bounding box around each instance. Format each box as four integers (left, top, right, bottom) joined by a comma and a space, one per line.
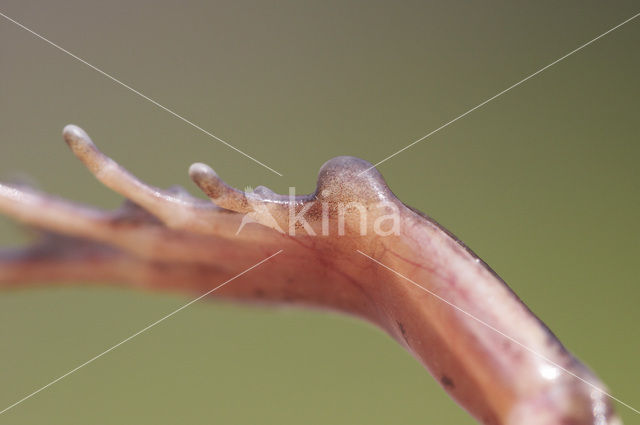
282, 294, 295, 302
441, 375, 455, 389
397, 320, 409, 345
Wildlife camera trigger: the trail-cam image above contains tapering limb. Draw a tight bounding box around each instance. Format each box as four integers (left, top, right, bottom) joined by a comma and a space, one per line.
62, 125, 236, 235
0, 183, 257, 264
189, 161, 321, 235
188, 163, 253, 213
0, 233, 132, 286
0, 233, 235, 294
0, 183, 132, 242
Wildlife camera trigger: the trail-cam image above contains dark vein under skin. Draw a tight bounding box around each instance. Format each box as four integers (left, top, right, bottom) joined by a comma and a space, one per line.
0, 125, 621, 425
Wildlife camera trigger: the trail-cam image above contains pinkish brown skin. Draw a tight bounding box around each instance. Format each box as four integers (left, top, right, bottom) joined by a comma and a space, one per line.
0, 125, 621, 425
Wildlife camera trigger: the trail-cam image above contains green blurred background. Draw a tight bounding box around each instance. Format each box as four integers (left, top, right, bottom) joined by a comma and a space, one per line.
1, 1, 638, 423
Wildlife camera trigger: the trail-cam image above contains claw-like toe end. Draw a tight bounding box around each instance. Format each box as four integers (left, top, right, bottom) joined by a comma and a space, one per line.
63, 124, 94, 149
189, 162, 251, 213
189, 162, 224, 199
62, 124, 107, 174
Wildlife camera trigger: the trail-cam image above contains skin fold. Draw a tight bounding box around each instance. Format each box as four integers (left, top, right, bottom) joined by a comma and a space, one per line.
0, 125, 621, 425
